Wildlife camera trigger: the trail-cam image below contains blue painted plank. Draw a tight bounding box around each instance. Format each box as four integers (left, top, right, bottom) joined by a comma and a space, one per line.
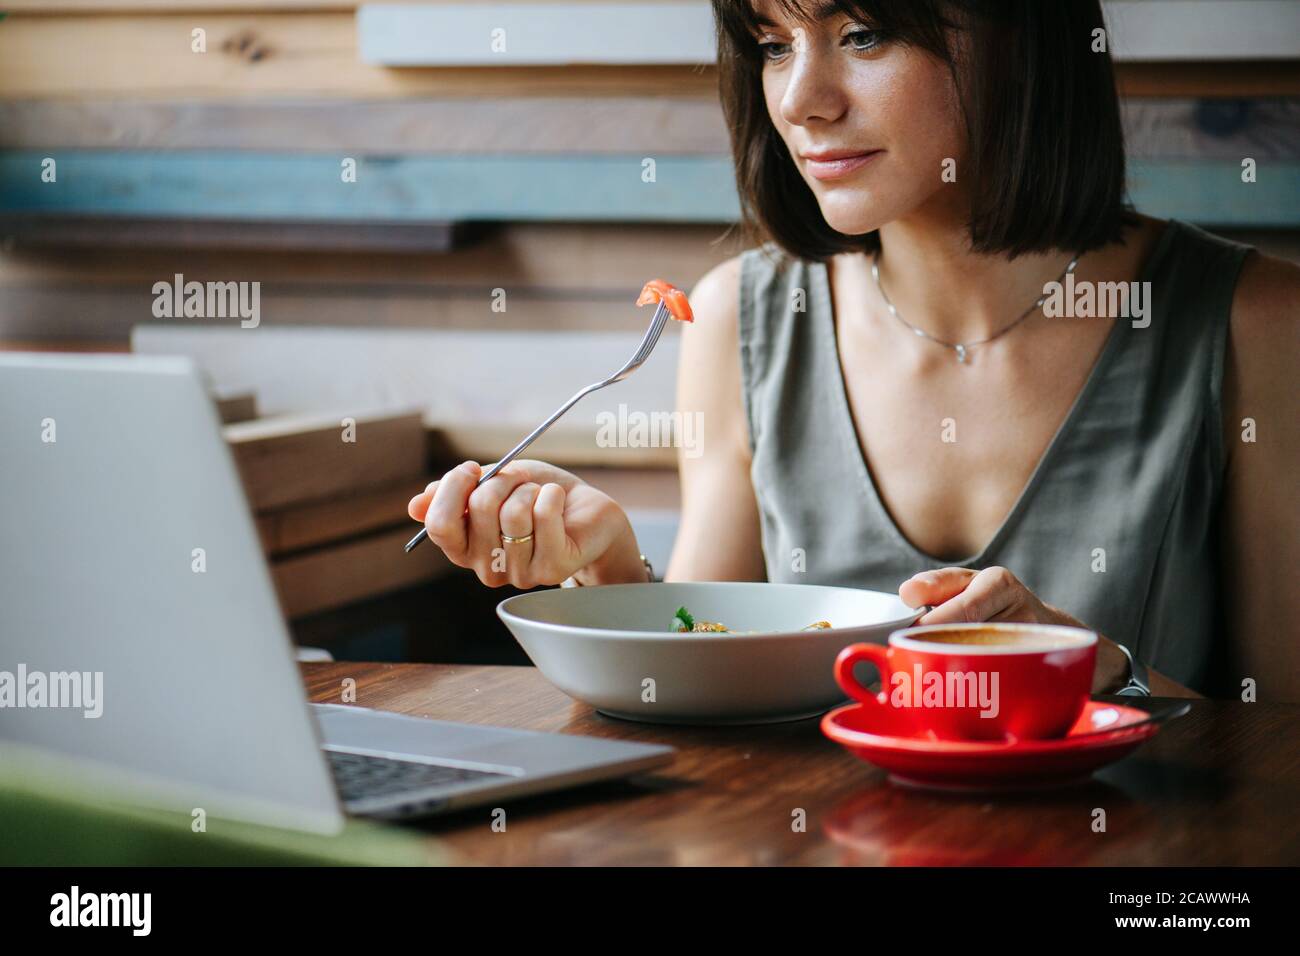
1, 151, 1295, 227
1127, 159, 1300, 226
0, 152, 741, 223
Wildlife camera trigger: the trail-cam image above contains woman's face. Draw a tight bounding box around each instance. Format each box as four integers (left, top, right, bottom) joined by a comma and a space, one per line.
751, 2, 968, 236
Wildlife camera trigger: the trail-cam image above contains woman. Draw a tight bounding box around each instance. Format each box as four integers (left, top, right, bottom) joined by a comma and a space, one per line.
410, 0, 1297, 700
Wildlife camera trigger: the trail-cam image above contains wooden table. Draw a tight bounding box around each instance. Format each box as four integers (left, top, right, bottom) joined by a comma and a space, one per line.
302, 662, 1300, 866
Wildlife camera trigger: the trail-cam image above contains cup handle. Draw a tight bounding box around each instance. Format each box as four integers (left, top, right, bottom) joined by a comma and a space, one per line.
834, 643, 892, 708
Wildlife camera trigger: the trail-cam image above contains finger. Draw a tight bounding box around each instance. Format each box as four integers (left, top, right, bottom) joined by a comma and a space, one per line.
408, 479, 439, 522
918, 566, 1020, 625
424, 461, 480, 558
529, 483, 571, 586
898, 567, 977, 609
499, 482, 541, 587
500, 459, 582, 493
467, 468, 532, 582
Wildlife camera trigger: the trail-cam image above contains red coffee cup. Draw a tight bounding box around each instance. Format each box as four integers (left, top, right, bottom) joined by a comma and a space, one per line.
833, 622, 1098, 742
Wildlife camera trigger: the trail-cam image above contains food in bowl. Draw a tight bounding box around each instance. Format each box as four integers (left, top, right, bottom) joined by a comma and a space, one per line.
669, 605, 832, 634
496, 581, 922, 724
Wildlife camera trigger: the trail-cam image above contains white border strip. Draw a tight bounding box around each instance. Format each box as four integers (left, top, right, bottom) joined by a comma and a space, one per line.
1105, 1, 1300, 62
358, 2, 717, 66
359, 2, 1300, 66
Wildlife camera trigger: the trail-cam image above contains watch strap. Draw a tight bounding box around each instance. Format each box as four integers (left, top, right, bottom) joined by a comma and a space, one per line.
1113, 640, 1151, 697
561, 553, 654, 588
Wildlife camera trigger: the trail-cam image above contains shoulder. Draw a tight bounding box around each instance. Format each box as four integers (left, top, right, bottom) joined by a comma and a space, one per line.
682, 255, 744, 360
699, 241, 799, 307
1230, 248, 1300, 338
1222, 249, 1300, 461
678, 248, 781, 379
1227, 249, 1299, 388
683, 244, 808, 364
689, 253, 745, 320
676, 254, 754, 458
689, 243, 790, 307
685, 246, 782, 348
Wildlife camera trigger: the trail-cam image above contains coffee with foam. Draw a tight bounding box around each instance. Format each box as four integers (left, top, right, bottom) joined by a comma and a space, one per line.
908, 628, 1091, 651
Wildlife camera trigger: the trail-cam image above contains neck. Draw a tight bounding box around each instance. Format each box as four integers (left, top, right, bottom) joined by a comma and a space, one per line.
873, 214, 1075, 345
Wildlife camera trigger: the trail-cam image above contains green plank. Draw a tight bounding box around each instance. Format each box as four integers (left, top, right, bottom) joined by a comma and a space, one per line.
1127, 159, 1299, 225
0, 151, 741, 223
1, 151, 1295, 227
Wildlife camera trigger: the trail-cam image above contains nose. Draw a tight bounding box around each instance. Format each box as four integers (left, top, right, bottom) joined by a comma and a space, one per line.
778, 34, 847, 129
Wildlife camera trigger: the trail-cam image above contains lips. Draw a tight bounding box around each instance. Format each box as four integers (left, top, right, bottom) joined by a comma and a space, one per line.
801, 148, 883, 181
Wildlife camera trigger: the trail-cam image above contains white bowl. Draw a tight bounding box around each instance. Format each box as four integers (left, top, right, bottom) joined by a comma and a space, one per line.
496, 582, 921, 725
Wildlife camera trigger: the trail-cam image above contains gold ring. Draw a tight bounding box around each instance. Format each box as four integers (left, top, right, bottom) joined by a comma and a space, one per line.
500, 531, 534, 545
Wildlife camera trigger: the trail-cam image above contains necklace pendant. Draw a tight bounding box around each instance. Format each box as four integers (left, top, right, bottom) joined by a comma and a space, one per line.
955, 344, 968, 363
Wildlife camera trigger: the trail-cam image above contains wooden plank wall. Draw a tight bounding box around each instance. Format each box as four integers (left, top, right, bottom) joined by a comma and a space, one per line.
1, 1, 1294, 628
0, 0, 1297, 355
0, 222, 743, 346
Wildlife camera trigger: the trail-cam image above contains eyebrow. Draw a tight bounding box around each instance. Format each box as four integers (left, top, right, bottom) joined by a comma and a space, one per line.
751, 0, 844, 29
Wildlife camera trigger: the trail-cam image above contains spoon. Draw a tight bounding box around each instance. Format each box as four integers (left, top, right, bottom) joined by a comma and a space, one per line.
1072, 700, 1192, 739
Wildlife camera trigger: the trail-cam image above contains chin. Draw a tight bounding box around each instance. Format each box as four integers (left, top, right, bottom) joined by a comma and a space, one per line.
812, 176, 932, 239
815, 192, 892, 238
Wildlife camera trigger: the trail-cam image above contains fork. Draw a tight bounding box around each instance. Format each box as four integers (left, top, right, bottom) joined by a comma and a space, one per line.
405, 301, 672, 553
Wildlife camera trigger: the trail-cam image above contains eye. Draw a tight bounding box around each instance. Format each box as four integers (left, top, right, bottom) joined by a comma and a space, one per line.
844, 28, 885, 52
757, 40, 792, 61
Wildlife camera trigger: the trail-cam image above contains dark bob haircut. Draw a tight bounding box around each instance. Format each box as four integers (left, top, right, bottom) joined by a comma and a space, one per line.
712, 0, 1137, 261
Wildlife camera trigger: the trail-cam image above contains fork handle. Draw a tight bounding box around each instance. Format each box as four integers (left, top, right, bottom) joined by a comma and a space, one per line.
404, 379, 607, 552
475, 380, 603, 486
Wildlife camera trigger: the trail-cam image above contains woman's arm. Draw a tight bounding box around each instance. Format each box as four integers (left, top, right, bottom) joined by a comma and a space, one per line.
664, 256, 767, 582
1220, 250, 1300, 702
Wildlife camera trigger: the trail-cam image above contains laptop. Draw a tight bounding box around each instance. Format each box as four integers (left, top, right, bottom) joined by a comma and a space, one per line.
0, 353, 673, 833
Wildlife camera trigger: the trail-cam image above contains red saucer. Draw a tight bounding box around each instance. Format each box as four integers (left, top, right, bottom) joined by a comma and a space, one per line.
821, 700, 1161, 792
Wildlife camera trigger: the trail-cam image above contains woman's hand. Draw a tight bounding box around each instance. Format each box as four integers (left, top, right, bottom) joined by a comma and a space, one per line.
897, 566, 1133, 694
898, 566, 1071, 628
407, 459, 649, 589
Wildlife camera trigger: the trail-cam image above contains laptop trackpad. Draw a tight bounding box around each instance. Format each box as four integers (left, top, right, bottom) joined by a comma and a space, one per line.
312, 704, 528, 772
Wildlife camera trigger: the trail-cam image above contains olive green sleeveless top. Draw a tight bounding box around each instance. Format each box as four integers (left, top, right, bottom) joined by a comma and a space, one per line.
737, 220, 1252, 696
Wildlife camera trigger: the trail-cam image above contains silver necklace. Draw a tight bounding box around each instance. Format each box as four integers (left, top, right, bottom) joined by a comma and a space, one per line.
871, 252, 1080, 364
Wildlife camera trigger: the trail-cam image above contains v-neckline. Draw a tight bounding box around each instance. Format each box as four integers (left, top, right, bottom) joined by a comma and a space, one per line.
814, 220, 1182, 568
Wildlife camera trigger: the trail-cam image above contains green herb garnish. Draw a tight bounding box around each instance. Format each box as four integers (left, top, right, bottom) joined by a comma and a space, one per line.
671, 606, 695, 632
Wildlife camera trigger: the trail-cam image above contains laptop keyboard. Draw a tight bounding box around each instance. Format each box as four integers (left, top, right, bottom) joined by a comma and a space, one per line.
326, 749, 511, 803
